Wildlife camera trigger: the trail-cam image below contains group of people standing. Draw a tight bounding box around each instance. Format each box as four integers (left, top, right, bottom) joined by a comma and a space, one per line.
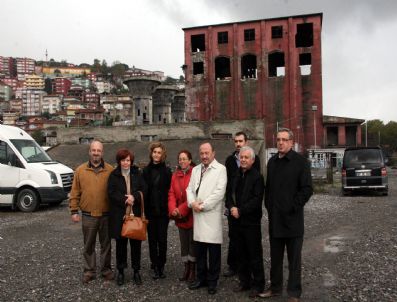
69, 128, 313, 302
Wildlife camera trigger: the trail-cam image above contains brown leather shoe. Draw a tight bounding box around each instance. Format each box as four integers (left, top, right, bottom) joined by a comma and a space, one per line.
82, 274, 96, 284
287, 297, 300, 302
258, 289, 281, 298
102, 270, 114, 281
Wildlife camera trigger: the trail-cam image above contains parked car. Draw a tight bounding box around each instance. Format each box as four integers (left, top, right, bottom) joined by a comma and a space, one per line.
342, 147, 388, 196
0, 125, 74, 212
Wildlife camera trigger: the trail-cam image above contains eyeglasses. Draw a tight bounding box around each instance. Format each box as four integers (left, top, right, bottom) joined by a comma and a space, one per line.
276, 138, 291, 142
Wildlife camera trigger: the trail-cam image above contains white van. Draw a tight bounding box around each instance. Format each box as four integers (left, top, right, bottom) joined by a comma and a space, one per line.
0, 125, 74, 212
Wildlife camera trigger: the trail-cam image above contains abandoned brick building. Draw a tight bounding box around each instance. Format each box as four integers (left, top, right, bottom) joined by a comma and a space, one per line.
183, 13, 324, 150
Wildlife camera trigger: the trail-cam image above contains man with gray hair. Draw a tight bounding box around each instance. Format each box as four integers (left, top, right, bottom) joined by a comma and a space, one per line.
224, 131, 261, 277
259, 128, 312, 302
226, 146, 265, 298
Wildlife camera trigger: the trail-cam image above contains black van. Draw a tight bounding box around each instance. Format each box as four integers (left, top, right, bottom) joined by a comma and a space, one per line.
342, 147, 388, 196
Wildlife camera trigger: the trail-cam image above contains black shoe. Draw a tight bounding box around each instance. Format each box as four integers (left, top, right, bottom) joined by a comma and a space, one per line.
189, 280, 207, 290
133, 271, 142, 285
158, 266, 166, 279
116, 273, 124, 286
208, 286, 217, 295
223, 267, 236, 277
152, 267, 160, 280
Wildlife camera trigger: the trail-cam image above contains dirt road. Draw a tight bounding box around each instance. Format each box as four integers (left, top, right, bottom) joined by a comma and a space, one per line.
1, 170, 396, 301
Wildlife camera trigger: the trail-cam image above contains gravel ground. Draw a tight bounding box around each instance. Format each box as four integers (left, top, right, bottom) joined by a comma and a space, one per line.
0, 170, 396, 302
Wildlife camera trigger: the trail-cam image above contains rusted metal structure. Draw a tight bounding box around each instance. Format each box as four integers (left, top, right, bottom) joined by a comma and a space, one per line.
183, 13, 323, 150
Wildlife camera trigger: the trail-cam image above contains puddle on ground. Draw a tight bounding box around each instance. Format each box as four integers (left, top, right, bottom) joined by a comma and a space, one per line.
324, 235, 345, 253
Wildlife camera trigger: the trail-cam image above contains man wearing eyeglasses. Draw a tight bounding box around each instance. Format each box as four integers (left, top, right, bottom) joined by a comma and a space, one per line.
259, 128, 313, 302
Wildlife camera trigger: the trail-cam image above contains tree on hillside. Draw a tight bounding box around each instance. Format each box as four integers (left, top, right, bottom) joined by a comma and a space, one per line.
110, 61, 128, 78
101, 59, 109, 75
92, 59, 101, 72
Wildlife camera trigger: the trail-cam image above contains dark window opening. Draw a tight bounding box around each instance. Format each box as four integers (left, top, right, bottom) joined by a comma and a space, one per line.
268, 52, 285, 77
244, 29, 255, 41
271, 26, 283, 38
295, 23, 313, 47
241, 54, 257, 79
143, 113, 146, 120
137, 109, 140, 116
163, 118, 166, 124
175, 118, 178, 123
346, 126, 357, 146
193, 62, 204, 75
158, 114, 161, 121
215, 57, 231, 80
299, 53, 311, 75
327, 127, 338, 146
191, 34, 206, 52
218, 31, 228, 44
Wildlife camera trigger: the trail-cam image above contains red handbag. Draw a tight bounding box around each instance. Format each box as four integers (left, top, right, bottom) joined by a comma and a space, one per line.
121, 191, 148, 241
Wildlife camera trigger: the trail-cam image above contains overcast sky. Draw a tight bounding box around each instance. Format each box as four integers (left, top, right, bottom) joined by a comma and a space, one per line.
1, 0, 396, 122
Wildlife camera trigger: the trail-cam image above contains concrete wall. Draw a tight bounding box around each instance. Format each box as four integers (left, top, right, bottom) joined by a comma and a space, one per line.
56, 119, 265, 144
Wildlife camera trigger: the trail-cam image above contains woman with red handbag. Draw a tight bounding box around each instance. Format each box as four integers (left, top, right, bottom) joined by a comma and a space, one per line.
168, 150, 196, 283
108, 149, 147, 286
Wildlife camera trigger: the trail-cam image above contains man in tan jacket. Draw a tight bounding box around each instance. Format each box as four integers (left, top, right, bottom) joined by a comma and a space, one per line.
69, 140, 114, 284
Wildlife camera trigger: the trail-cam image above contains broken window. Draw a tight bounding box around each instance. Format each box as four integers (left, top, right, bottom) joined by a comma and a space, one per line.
137, 109, 140, 116
346, 126, 357, 146
215, 57, 231, 80
244, 29, 255, 41
241, 54, 257, 79
299, 53, 311, 75
218, 31, 228, 44
191, 34, 206, 52
193, 62, 204, 75
295, 23, 313, 47
271, 26, 283, 39
268, 52, 285, 77
326, 127, 338, 146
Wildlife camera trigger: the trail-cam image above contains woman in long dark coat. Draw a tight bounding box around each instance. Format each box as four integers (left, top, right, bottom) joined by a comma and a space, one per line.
142, 142, 172, 279
108, 148, 147, 286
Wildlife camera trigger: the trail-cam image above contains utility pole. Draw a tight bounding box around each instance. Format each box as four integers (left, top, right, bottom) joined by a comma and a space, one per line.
312, 105, 318, 149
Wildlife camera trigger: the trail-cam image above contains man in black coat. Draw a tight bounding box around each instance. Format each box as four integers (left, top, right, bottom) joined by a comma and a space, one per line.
226, 146, 265, 298
259, 128, 313, 302
224, 131, 261, 277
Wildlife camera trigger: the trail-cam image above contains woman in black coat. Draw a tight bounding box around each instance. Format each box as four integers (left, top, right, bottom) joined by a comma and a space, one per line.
108, 148, 147, 286
142, 142, 172, 279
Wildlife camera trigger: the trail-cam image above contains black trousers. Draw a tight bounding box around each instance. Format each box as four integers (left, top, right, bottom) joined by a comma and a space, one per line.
235, 224, 265, 292
226, 218, 238, 271
147, 216, 169, 268
116, 237, 142, 271
195, 241, 221, 288
269, 236, 303, 298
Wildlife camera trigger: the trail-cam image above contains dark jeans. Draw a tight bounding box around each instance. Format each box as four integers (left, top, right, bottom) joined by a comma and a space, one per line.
195, 241, 221, 288
116, 237, 142, 271
82, 215, 112, 277
226, 219, 238, 271
147, 216, 169, 268
235, 224, 265, 292
270, 236, 303, 298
